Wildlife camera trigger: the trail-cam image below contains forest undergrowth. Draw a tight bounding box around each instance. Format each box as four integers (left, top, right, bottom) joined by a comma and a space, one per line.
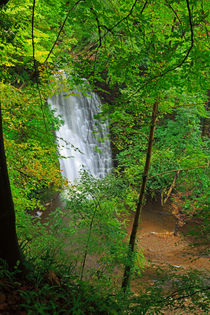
1, 173, 209, 314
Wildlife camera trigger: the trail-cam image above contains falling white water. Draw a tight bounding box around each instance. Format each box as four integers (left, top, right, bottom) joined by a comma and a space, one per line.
48, 88, 112, 183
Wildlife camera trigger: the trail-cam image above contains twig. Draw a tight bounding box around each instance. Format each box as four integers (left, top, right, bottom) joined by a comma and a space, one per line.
165, 0, 194, 72
148, 284, 210, 307
13, 166, 31, 179
140, 0, 149, 15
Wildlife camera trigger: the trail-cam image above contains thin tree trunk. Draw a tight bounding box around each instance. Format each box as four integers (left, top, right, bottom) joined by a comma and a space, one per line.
201, 90, 210, 137
163, 170, 180, 204
0, 104, 21, 268
122, 102, 158, 291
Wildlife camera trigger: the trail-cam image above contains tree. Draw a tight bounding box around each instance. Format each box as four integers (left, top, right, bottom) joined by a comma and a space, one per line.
0, 104, 21, 268
122, 102, 158, 289
0, 0, 209, 287
0, 0, 9, 6
0, 0, 21, 269
0, 0, 67, 267
67, 0, 209, 290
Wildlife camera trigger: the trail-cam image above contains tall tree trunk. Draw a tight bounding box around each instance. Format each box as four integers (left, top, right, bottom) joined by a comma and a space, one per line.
122, 102, 158, 291
0, 104, 21, 268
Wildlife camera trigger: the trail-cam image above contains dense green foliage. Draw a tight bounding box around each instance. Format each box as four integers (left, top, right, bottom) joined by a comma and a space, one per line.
1, 82, 63, 213
1, 0, 209, 215
1, 211, 209, 314
0, 0, 209, 313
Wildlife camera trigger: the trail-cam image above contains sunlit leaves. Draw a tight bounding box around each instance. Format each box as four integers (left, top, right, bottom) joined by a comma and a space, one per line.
0, 82, 63, 212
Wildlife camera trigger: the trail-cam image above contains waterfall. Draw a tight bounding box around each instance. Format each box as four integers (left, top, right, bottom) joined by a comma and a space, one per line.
48, 88, 112, 183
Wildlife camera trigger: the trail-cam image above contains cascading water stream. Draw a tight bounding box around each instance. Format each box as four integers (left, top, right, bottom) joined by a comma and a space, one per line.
48, 89, 112, 183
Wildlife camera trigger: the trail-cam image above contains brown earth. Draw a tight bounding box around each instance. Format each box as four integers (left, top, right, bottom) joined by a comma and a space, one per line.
127, 200, 209, 314
128, 200, 209, 272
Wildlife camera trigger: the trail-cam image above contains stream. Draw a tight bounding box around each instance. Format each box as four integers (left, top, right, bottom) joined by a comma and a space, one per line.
42, 196, 209, 274
128, 199, 209, 275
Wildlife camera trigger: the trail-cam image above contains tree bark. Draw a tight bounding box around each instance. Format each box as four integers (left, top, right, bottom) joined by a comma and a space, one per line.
201, 90, 210, 137
0, 104, 21, 268
0, 0, 9, 6
122, 102, 158, 291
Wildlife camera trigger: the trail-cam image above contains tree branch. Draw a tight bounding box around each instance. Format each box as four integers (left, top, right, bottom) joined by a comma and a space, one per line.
31, 0, 47, 132
132, 0, 194, 96
105, 0, 139, 35
32, 0, 36, 72
87, 0, 149, 67
90, 7, 102, 48
149, 163, 209, 179
163, 170, 180, 204
107, 0, 148, 37
165, 0, 182, 25
165, 287, 210, 303
163, 0, 194, 73
89, 6, 102, 71
44, 0, 85, 64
